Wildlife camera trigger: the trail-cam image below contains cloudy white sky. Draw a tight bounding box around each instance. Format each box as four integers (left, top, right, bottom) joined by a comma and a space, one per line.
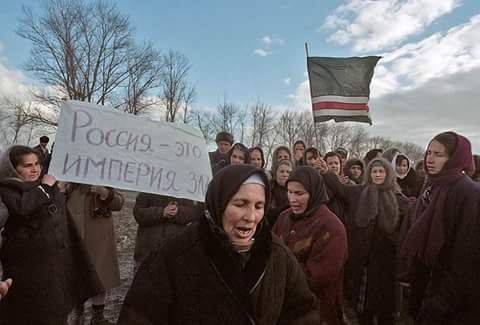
0, 0, 479, 152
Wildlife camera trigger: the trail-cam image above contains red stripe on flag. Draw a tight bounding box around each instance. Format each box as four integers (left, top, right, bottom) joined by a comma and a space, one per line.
312, 101, 368, 111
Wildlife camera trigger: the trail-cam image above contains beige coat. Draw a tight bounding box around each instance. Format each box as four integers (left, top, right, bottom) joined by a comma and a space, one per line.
66, 184, 124, 290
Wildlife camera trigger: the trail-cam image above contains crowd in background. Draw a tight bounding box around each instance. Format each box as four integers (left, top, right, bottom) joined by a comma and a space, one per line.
0, 130, 479, 325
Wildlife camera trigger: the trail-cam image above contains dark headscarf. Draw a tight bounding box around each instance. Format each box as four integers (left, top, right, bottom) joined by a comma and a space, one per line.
364, 148, 383, 166
402, 132, 474, 268
343, 158, 365, 184
286, 166, 329, 220
248, 146, 265, 169
205, 164, 270, 227
227, 143, 251, 164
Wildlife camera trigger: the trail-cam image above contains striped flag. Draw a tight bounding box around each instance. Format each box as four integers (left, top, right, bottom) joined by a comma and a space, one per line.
307, 56, 380, 125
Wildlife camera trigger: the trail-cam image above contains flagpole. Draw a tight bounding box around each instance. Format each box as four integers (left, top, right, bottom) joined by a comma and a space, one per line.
305, 42, 319, 149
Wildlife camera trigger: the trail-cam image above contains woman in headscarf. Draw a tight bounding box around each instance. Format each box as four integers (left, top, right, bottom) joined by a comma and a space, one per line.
248, 146, 265, 169
388, 152, 420, 199
321, 157, 409, 325
400, 132, 480, 324
0, 145, 102, 324
344, 158, 365, 185
270, 146, 292, 176
266, 159, 293, 226
273, 166, 348, 325
118, 164, 320, 325
212, 143, 250, 175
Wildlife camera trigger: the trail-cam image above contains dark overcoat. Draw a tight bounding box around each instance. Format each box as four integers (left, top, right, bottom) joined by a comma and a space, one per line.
0, 179, 102, 325
117, 218, 320, 325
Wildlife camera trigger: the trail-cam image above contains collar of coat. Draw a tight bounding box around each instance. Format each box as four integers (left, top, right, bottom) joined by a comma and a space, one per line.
199, 216, 272, 319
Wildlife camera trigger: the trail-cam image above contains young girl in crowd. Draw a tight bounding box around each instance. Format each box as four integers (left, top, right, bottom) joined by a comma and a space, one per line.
266, 159, 293, 226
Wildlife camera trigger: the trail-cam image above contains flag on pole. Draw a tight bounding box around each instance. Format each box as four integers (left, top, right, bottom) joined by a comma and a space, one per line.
307, 56, 380, 125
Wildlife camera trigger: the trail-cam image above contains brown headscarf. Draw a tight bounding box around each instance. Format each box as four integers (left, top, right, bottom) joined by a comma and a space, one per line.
355, 158, 399, 234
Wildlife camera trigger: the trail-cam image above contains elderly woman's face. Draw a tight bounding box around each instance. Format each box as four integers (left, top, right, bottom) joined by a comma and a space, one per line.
287, 181, 310, 215
15, 153, 41, 182
222, 183, 265, 245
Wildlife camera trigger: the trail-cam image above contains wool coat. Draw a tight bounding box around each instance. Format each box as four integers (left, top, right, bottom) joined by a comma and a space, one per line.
0, 149, 102, 325
273, 205, 347, 325
117, 219, 320, 325
407, 175, 480, 324
323, 171, 409, 315
66, 184, 124, 290
133, 192, 203, 264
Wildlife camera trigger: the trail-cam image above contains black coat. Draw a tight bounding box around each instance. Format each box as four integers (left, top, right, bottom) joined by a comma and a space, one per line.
133, 192, 203, 263
409, 176, 480, 324
118, 218, 320, 325
0, 179, 103, 325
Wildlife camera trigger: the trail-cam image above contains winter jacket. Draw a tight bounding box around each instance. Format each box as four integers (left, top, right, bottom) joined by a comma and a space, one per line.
118, 217, 320, 325
133, 192, 203, 264
0, 180, 102, 324
273, 205, 347, 325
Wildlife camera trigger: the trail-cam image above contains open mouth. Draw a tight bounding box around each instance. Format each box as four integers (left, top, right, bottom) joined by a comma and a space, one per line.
235, 226, 254, 238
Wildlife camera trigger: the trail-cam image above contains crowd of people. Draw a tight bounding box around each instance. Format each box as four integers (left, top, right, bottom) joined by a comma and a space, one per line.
0, 130, 479, 325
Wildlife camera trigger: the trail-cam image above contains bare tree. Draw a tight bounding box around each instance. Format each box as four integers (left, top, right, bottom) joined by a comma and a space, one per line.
17, 0, 173, 125
0, 97, 36, 145
182, 84, 196, 123
248, 102, 276, 148
188, 110, 215, 143
121, 44, 164, 115
275, 111, 298, 149
210, 100, 241, 137
160, 49, 194, 122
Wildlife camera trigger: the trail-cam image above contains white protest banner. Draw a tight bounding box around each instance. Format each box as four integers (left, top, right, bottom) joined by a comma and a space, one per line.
50, 100, 212, 202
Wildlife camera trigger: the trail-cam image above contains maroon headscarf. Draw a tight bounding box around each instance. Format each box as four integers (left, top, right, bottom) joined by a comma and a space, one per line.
401, 132, 474, 270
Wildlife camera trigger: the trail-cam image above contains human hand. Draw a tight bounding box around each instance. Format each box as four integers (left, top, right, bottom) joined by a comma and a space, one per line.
57, 181, 70, 193
90, 186, 110, 200
0, 278, 12, 300
163, 201, 178, 218
339, 175, 350, 185
42, 175, 57, 186
316, 159, 328, 174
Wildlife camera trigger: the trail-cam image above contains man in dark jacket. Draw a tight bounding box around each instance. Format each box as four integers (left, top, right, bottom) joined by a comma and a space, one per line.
33, 135, 51, 171
133, 193, 203, 269
208, 131, 233, 170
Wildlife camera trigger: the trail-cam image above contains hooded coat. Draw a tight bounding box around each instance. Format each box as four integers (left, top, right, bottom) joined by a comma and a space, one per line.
0, 146, 103, 325
400, 132, 480, 324
323, 158, 410, 316
118, 164, 320, 325
273, 166, 348, 325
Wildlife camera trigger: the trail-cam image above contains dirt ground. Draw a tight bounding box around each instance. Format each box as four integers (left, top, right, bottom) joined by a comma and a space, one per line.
84, 190, 414, 324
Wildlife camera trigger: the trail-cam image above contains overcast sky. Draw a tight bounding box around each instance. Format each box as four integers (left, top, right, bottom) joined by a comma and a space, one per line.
0, 0, 479, 152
